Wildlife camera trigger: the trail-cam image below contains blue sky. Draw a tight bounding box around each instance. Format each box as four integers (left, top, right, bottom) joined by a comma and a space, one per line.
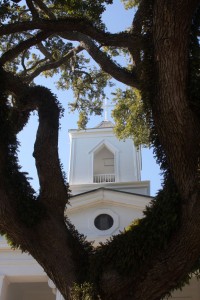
17, 1, 163, 196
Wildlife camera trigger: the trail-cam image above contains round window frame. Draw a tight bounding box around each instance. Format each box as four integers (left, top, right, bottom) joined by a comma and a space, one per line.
89, 209, 119, 236
94, 213, 114, 231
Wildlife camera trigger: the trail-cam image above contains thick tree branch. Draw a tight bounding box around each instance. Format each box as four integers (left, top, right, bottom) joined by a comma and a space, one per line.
98, 194, 200, 300
26, 0, 39, 19
59, 31, 139, 88
92, 2, 200, 300
1, 72, 64, 211
37, 41, 53, 60
152, 0, 200, 199
80, 37, 139, 88
0, 69, 90, 299
128, 0, 148, 65
2, 68, 68, 213
33, 0, 56, 19
21, 86, 68, 213
0, 31, 52, 65
1, 1, 200, 300
0, 18, 139, 48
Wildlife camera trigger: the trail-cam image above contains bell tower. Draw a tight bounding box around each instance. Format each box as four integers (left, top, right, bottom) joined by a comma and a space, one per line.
68, 120, 150, 196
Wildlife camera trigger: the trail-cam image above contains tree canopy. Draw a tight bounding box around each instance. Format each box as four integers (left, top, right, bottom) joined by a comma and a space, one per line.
0, 0, 200, 299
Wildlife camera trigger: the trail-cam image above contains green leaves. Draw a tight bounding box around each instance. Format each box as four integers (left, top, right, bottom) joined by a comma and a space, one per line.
121, 0, 140, 9
65, 67, 112, 128
71, 282, 97, 300
45, 0, 113, 27
112, 87, 150, 147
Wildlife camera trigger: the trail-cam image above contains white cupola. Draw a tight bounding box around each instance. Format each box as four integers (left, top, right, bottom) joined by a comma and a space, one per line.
68, 121, 150, 196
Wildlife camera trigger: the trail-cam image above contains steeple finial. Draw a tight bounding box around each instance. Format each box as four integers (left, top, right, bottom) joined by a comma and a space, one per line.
103, 99, 112, 121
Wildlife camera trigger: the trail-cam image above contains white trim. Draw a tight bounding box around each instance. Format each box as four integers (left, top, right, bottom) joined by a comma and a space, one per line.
88, 208, 119, 236
89, 139, 118, 155
66, 189, 151, 213
0, 275, 9, 300
89, 152, 94, 184
56, 290, 64, 300
89, 139, 120, 183
68, 134, 75, 184
48, 279, 56, 295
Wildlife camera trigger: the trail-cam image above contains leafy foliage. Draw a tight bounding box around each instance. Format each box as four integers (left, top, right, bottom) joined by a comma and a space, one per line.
66, 68, 113, 128
71, 282, 98, 300
112, 88, 150, 147
51, 0, 113, 27
0, 0, 116, 128
121, 0, 140, 9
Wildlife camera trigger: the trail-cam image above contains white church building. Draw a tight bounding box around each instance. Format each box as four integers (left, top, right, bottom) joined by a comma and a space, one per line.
0, 120, 199, 299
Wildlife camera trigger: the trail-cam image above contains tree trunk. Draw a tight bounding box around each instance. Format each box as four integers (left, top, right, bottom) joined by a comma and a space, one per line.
97, 1, 200, 299
152, 0, 200, 200
1, 1, 200, 300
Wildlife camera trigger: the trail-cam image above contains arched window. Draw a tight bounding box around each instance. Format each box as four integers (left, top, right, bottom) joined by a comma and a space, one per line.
93, 145, 115, 183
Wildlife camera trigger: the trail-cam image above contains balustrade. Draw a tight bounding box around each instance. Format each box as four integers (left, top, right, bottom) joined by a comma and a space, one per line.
93, 174, 115, 183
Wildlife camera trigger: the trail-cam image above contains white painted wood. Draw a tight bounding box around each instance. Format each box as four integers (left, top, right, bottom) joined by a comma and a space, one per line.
0, 275, 9, 300
68, 123, 142, 188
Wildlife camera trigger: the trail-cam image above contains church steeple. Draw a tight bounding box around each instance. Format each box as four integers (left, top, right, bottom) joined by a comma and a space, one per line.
102, 99, 112, 122
68, 120, 150, 196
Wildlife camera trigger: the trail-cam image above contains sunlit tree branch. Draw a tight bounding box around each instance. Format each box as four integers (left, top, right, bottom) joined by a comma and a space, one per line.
0, 31, 52, 65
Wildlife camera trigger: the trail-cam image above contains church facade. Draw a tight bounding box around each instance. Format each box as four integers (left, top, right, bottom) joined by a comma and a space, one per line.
0, 121, 199, 299
66, 120, 151, 245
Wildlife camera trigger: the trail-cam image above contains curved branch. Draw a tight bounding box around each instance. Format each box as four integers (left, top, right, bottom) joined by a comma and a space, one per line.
2, 68, 68, 212
0, 18, 139, 48
61, 32, 139, 88
20, 86, 68, 213
37, 42, 53, 60
23, 44, 84, 82
98, 196, 200, 300
0, 68, 90, 299
128, 0, 147, 65
0, 31, 52, 65
26, 0, 39, 19
33, 0, 56, 19
80, 38, 139, 88
20, 57, 48, 76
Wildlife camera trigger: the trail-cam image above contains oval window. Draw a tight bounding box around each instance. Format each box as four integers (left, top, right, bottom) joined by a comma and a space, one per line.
94, 214, 114, 231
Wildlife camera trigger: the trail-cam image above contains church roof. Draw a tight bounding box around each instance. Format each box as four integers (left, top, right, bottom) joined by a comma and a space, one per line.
71, 187, 152, 199
94, 120, 114, 129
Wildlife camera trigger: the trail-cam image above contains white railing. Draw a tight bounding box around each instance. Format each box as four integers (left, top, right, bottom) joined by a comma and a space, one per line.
93, 174, 115, 183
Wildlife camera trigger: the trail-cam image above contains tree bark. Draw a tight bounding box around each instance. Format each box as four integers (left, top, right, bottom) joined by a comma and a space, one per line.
91, 1, 200, 299
152, 0, 200, 201
1, 1, 200, 300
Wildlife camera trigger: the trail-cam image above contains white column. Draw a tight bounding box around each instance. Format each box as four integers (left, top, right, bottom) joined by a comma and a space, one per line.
56, 290, 64, 300
0, 275, 10, 300
48, 278, 64, 300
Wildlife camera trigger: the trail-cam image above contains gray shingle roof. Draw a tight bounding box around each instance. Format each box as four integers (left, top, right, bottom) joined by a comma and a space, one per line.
94, 120, 114, 128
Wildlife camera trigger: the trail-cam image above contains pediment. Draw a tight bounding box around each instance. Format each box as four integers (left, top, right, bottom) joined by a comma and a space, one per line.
88, 139, 119, 155
66, 188, 151, 213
